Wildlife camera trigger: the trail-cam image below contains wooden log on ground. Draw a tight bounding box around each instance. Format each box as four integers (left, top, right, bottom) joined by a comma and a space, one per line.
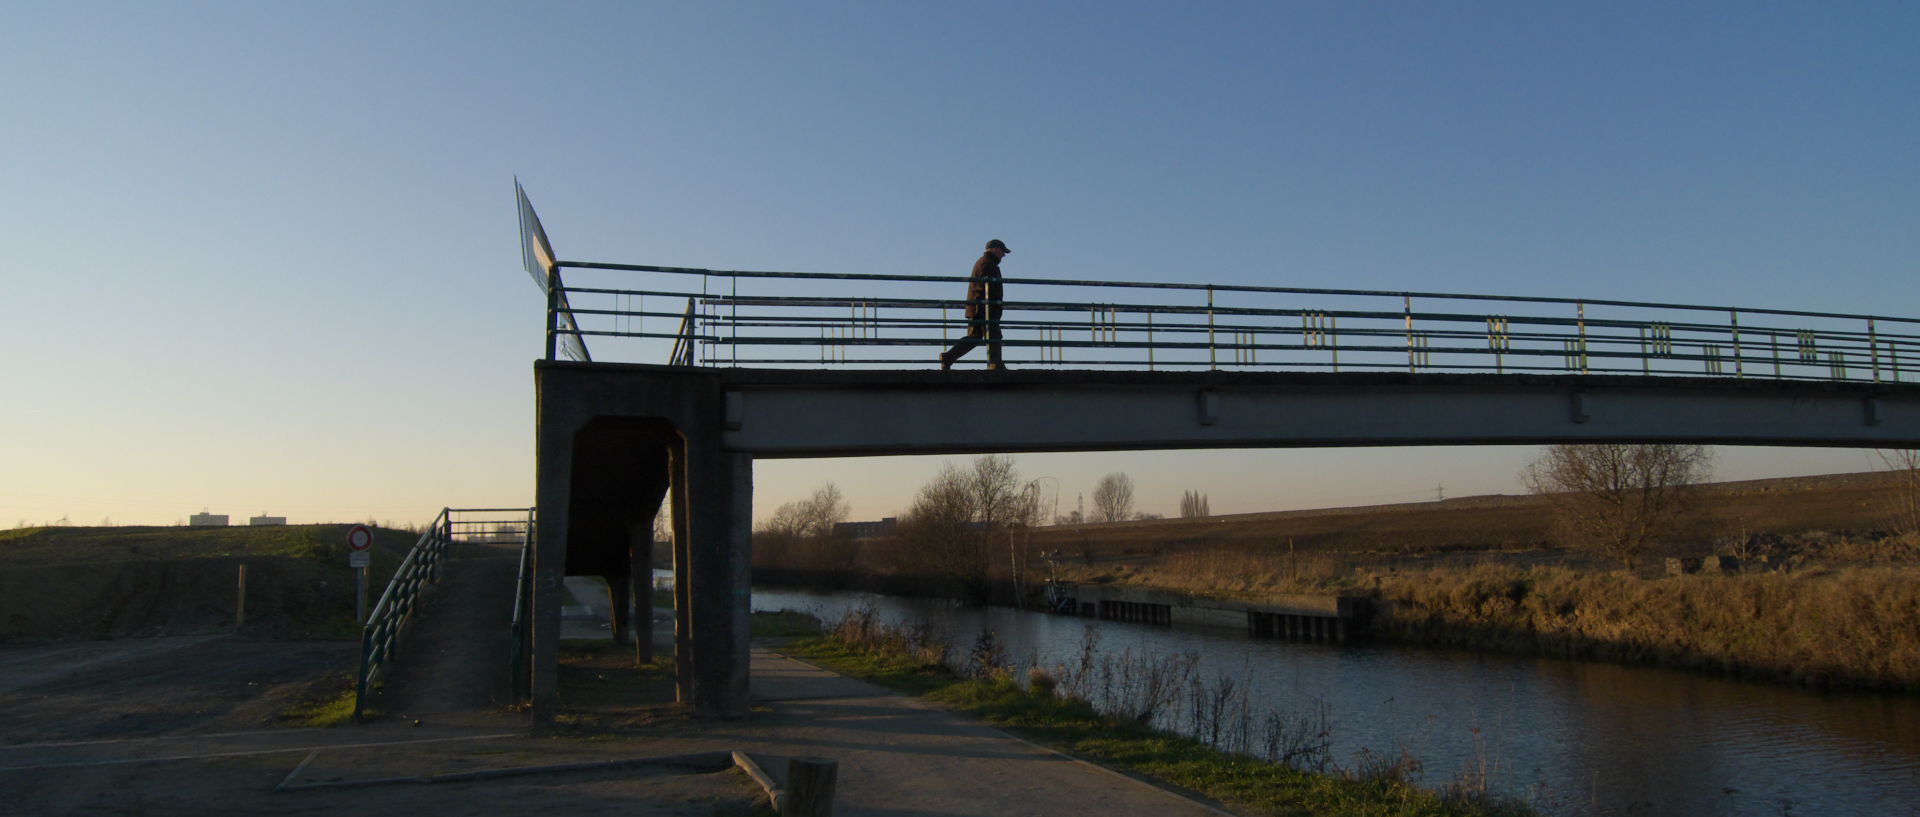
784, 756, 837, 817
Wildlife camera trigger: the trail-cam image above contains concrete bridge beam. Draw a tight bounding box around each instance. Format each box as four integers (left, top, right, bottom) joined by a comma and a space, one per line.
713, 371, 1920, 455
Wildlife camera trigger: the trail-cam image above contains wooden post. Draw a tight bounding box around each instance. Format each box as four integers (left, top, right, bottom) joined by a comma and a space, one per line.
785, 757, 838, 817
235, 564, 247, 630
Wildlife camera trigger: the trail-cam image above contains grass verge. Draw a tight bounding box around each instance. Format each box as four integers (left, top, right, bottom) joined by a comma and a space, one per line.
750, 609, 825, 638
280, 675, 360, 727
779, 632, 1533, 817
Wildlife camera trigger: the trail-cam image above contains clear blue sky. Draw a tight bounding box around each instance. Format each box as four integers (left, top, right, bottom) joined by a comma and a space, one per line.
4, 1, 1916, 526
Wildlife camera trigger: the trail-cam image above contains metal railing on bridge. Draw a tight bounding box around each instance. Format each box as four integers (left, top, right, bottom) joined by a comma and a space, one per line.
540, 260, 1920, 384
353, 506, 536, 717
516, 185, 1920, 383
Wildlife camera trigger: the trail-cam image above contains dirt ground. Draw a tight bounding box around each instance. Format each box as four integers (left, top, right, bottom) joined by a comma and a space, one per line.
0, 540, 770, 817
0, 635, 354, 743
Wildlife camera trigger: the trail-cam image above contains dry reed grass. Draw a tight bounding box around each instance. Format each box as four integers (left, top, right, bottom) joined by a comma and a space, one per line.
1133, 542, 1352, 595
1054, 539, 1920, 690
1372, 563, 1920, 690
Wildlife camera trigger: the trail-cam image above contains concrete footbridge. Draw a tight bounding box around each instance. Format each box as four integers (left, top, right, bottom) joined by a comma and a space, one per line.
514, 185, 1920, 722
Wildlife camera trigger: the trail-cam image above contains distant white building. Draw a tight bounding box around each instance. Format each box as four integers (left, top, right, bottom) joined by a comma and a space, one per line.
248, 515, 286, 526
189, 513, 229, 527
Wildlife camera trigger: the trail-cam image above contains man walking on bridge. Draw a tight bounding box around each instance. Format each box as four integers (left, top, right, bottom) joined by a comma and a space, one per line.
940, 238, 1011, 370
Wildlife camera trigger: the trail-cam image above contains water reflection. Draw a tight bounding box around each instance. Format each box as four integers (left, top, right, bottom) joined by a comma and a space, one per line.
752, 587, 1920, 817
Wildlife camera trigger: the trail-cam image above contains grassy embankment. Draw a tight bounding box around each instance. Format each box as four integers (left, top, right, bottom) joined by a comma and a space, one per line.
770, 610, 1534, 817
1037, 472, 1920, 691
0, 523, 415, 640
1056, 520, 1920, 691
759, 471, 1920, 691
1148, 552, 1920, 690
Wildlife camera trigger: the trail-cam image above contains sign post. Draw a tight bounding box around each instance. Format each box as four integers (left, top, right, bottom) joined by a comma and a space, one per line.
347, 525, 374, 623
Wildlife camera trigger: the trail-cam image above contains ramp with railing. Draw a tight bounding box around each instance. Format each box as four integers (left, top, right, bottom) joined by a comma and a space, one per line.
353, 506, 535, 717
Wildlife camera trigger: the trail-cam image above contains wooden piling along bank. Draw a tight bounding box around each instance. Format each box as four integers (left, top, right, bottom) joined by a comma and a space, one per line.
1049, 582, 1369, 643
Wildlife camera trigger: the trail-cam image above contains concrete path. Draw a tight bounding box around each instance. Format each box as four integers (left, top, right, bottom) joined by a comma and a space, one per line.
730, 645, 1235, 817
558, 586, 1232, 814
486, 580, 1235, 816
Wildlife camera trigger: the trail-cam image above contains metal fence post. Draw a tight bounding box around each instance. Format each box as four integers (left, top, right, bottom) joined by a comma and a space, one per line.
544, 272, 560, 361
1730, 310, 1744, 378
1207, 286, 1216, 371
1870, 318, 1881, 382
1404, 295, 1415, 373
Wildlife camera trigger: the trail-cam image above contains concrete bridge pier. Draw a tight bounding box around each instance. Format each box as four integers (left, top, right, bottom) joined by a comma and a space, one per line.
533, 365, 753, 723
682, 447, 752, 716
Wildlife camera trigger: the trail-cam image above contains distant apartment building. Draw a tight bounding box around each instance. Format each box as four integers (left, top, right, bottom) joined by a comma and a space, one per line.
248, 515, 287, 526
833, 517, 898, 539
189, 513, 229, 527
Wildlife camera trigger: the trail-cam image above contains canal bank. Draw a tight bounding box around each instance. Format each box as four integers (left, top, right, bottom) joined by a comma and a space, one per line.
1044, 581, 1371, 643
776, 622, 1532, 817
753, 584, 1920, 817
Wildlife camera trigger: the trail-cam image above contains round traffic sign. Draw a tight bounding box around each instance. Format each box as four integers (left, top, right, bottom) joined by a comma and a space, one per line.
346, 525, 374, 552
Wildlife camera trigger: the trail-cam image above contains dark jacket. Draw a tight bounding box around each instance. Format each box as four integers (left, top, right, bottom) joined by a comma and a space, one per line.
965, 252, 1003, 320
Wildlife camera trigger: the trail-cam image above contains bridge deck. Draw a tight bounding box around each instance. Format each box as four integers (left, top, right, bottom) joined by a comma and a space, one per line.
543, 361, 1920, 456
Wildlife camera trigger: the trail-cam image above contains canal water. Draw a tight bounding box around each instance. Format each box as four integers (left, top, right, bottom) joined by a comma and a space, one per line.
751, 587, 1920, 817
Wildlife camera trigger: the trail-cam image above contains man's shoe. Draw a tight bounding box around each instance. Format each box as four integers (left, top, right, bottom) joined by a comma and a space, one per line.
939, 353, 952, 371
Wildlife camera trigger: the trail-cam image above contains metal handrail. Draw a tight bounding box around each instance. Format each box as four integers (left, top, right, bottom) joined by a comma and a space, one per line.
508, 510, 536, 703
540, 260, 1920, 384
352, 506, 535, 718
669, 297, 698, 366
354, 508, 450, 717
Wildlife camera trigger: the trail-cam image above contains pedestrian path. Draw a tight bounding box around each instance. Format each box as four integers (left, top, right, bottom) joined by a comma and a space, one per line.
552, 590, 1236, 814
732, 645, 1234, 817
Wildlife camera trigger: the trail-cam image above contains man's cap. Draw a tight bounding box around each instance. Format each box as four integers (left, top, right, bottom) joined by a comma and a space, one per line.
986, 239, 1011, 252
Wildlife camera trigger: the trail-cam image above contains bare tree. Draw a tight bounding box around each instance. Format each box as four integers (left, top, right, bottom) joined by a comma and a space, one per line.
899, 463, 989, 592
896, 456, 1032, 598
1521, 443, 1713, 567
1180, 490, 1211, 519
1875, 448, 1920, 536
1092, 472, 1135, 523
970, 456, 1030, 533
760, 482, 849, 541
799, 482, 850, 540
755, 482, 852, 573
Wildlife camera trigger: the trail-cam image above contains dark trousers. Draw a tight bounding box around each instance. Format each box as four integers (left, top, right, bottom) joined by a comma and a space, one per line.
942, 309, 1003, 368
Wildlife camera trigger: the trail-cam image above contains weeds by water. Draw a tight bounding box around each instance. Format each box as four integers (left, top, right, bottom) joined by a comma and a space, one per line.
786, 608, 1536, 817
1374, 563, 1920, 691
1064, 542, 1920, 691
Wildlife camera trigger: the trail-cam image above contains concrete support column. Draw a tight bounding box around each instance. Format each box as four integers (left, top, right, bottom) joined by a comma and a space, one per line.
631, 526, 652, 664
670, 444, 693, 704
530, 420, 575, 725
607, 571, 631, 646
686, 448, 752, 717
